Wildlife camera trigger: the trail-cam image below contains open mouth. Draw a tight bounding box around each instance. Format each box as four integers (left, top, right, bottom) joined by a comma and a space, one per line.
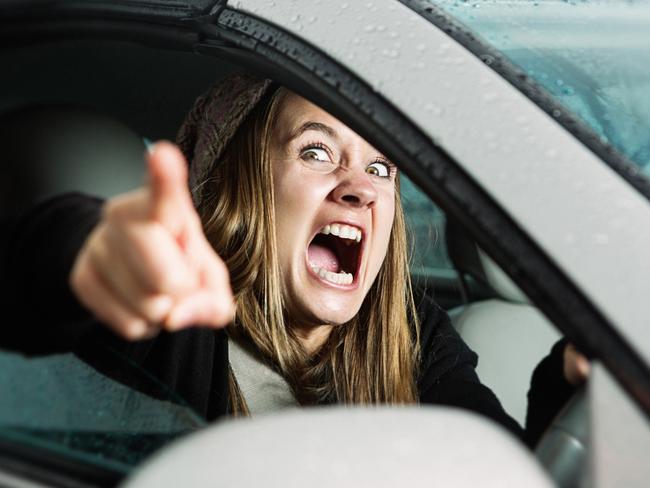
307, 224, 363, 286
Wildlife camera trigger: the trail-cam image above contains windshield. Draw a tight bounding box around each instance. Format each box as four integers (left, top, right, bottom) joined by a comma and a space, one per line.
422, 0, 650, 181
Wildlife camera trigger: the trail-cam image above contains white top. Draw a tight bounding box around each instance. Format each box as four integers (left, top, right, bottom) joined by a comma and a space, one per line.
227, 338, 299, 415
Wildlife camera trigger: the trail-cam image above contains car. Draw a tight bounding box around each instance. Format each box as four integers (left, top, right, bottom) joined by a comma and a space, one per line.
1, 0, 649, 486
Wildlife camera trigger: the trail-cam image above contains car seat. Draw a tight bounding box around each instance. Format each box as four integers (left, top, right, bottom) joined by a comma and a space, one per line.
446, 219, 560, 426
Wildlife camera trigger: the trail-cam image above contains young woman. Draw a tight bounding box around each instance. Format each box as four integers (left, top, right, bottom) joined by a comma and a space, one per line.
1, 72, 586, 446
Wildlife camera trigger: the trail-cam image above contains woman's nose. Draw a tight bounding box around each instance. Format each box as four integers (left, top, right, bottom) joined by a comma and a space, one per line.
331, 170, 378, 209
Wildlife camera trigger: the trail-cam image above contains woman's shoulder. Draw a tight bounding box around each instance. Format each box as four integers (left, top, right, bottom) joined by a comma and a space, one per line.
414, 289, 468, 353
413, 288, 478, 387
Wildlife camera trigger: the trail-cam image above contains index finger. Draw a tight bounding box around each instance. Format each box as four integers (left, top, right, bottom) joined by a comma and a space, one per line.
146, 141, 196, 235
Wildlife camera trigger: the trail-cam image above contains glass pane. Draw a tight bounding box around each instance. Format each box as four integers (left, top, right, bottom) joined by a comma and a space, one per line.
426, 0, 650, 181
401, 174, 452, 271
0, 349, 205, 473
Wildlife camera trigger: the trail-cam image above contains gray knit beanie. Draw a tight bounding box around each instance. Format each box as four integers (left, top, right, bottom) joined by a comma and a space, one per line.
176, 71, 276, 202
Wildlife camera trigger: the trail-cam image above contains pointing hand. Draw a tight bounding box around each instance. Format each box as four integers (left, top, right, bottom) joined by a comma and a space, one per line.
70, 141, 235, 340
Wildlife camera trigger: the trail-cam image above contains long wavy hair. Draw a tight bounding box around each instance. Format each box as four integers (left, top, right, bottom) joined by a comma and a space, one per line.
194, 88, 420, 413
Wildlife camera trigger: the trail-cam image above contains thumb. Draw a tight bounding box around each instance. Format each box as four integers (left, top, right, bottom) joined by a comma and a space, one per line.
146, 141, 195, 235
564, 343, 591, 386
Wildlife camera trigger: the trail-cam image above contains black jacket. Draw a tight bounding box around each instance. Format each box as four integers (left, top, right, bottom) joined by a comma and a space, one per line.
0, 193, 574, 447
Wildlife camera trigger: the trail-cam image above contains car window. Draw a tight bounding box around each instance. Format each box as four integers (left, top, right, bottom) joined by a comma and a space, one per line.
427, 0, 650, 180
0, 348, 206, 475
401, 174, 453, 273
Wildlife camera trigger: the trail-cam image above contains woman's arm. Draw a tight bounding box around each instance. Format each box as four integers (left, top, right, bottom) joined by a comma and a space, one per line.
416, 295, 582, 448
1, 192, 231, 421
1, 192, 103, 354
525, 338, 577, 447
2, 142, 235, 353
416, 296, 525, 441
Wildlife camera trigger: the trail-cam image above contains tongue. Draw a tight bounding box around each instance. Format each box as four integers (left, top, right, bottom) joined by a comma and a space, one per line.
307, 242, 340, 272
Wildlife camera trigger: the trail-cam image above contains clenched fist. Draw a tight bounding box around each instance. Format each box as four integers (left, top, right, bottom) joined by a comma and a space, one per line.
70, 142, 235, 340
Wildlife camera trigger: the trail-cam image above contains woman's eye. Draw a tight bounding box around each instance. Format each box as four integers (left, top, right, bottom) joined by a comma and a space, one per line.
301, 147, 331, 163
366, 161, 391, 178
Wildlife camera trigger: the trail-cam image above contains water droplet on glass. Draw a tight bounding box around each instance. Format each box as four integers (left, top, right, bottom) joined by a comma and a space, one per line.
481, 54, 495, 66
561, 86, 575, 96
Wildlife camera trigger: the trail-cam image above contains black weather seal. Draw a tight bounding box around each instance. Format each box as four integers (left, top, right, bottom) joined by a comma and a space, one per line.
205, 7, 650, 416
179, 0, 227, 40
0, 0, 223, 50
0, 435, 122, 487
399, 0, 650, 202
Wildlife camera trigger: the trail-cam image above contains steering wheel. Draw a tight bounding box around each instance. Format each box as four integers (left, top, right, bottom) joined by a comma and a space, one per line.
535, 386, 588, 488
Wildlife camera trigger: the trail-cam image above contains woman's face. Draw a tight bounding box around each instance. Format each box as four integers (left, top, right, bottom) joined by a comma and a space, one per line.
270, 93, 396, 338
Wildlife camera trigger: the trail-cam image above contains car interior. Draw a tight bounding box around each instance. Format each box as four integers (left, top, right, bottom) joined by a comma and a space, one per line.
0, 38, 570, 485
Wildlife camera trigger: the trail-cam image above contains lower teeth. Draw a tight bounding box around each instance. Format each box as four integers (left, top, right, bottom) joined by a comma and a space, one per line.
311, 265, 353, 285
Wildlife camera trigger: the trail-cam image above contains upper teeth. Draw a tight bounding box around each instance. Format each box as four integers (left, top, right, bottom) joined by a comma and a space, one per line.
320, 224, 362, 242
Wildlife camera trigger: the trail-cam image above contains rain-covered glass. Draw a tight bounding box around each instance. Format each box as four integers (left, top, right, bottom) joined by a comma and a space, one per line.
424, 0, 650, 180
0, 349, 205, 474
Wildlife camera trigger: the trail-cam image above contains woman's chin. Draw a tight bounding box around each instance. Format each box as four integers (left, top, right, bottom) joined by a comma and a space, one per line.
288, 295, 361, 329
283, 267, 369, 331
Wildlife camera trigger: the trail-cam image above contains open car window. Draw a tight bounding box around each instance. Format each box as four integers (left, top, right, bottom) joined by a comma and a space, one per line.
402, 175, 452, 273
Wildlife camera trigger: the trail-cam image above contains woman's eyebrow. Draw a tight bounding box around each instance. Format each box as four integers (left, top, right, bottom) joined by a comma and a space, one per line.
290, 121, 338, 141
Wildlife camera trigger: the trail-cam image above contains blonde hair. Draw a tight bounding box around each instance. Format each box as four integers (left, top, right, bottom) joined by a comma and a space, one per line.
196, 88, 420, 413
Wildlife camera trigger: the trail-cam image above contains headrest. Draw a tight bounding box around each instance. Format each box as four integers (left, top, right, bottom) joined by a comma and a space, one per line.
446, 219, 528, 304
125, 407, 552, 488
0, 105, 145, 217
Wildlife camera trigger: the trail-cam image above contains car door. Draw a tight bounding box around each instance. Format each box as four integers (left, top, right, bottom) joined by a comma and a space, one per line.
220, 0, 650, 403
166, 1, 650, 486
